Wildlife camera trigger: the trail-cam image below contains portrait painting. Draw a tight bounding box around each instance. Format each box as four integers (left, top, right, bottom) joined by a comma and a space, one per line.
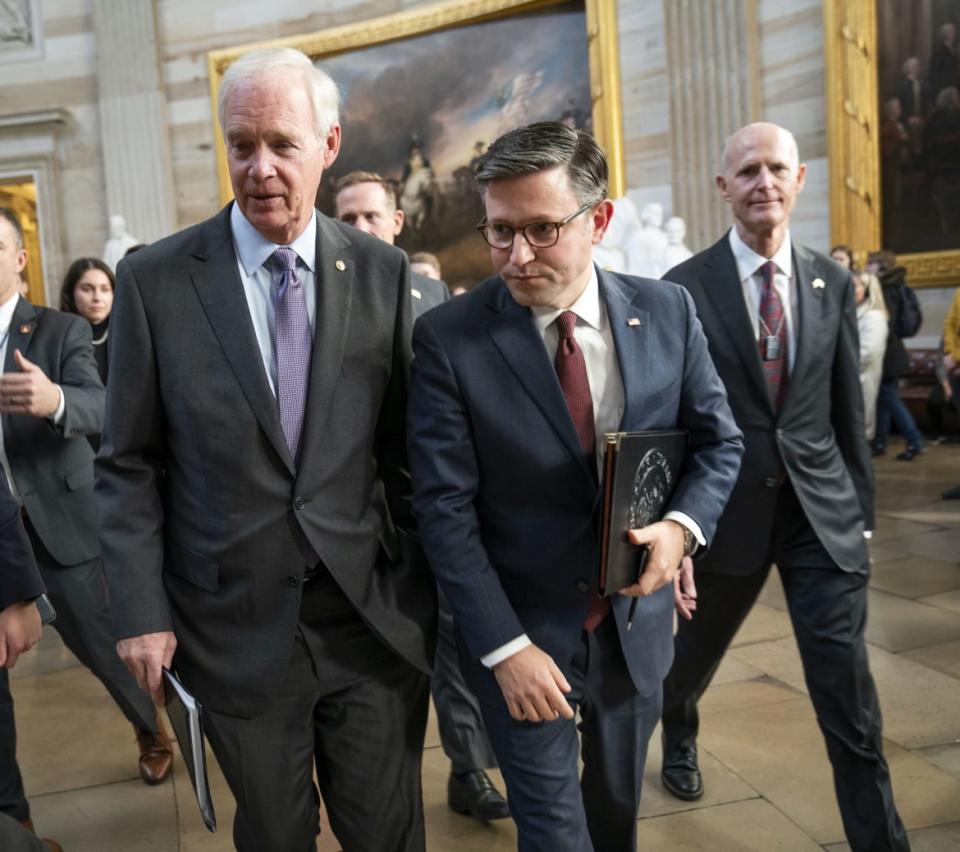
876, 0, 960, 257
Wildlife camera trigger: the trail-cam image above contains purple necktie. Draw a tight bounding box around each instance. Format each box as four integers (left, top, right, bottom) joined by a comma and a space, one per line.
272, 246, 311, 460
758, 261, 788, 410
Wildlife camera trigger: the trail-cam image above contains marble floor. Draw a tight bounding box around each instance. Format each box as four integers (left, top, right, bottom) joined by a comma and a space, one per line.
10, 443, 960, 851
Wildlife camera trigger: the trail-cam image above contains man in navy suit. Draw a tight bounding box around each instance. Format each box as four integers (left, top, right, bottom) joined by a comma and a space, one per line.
407, 122, 743, 851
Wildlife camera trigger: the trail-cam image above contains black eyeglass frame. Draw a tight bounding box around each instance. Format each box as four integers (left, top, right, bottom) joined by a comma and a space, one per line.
475, 202, 595, 249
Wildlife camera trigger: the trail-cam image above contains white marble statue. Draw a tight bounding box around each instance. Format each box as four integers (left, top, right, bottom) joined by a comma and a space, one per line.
594, 197, 643, 274
629, 202, 669, 278
662, 216, 693, 270
102, 214, 140, 271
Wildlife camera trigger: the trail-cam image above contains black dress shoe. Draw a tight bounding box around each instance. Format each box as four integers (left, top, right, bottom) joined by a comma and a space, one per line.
895, 445, 922, 461
661, 737, 703, 801
448, 769, 511, 822
871, 443, 886, 457
943, 485, 960, 500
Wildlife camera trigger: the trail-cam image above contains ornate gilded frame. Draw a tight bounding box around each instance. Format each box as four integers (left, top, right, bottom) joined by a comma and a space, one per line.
206, 0, 624, 207
824, 0, 960, 287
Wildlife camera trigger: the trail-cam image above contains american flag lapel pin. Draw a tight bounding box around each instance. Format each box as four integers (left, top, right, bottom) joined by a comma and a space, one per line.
812, 278, 825, 289
627, 317, 641, 327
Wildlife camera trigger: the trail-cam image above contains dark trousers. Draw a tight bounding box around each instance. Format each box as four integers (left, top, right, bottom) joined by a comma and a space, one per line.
0, 520, 159, 821
478, 616, 661, 852
661, 489, 908, 852
204, 569, 430, 852
431, 589, 497, 774
875, 379, 923, 449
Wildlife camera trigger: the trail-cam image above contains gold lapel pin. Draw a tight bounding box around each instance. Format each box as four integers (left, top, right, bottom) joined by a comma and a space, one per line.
812, 278, 825, 289
335, 260, 346, 271
627, 318, 641, 327
19, 324, 30, 334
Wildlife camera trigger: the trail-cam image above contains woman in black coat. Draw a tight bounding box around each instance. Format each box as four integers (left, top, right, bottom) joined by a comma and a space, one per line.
59, 257, 114, 384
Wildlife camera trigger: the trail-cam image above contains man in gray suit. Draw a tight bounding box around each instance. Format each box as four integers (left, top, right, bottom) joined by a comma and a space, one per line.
658, 123, 907, 852
334, 172, 509, 823
96, 48, 436, 852
0, 207, 171, 797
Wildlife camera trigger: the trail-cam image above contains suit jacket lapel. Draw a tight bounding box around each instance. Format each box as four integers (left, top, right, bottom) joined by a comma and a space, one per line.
2, 298, 37, 439
486, 281, 594, 482
296, 215, 353, 477
189, 206, 295, 476
788, 245, 826, 399
599, 268, 650, 429
699, 236, 775, 415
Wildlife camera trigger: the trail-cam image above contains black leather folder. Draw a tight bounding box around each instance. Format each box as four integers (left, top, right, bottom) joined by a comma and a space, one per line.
598, 430, 688, 596
163, 668, 217, 832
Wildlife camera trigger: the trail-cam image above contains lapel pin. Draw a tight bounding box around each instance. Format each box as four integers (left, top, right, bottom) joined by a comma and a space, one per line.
627, 318, 641, 327
812, 278, 825, 289
411, 288, 423, 300
335, 260, 346, 271
19, 324, 30, 334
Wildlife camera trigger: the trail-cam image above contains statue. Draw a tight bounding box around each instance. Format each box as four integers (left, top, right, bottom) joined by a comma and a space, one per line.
662, 217, 693, 270
102, 215, 140, 272
594, 197, 643, 274
629, 202, 669, 278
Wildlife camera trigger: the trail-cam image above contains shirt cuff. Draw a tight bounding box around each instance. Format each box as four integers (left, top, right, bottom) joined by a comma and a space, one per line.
50, 385, 65, 424
480, 634, 532, 668
663, 511, 706, 546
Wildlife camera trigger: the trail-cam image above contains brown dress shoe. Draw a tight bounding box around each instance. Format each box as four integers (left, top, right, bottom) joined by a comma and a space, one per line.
20, 818, 64, 852
136, 726, 173, 785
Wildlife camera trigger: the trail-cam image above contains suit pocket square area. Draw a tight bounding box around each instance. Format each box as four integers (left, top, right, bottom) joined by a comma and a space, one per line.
165, 541, 220, 592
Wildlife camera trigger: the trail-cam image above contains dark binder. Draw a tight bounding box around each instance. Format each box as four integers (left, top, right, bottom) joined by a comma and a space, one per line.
598, 430, 688, 596
163, 668, 217, 832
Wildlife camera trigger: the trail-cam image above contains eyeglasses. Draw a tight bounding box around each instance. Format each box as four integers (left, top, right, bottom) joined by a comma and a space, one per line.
476, 203, 594, 249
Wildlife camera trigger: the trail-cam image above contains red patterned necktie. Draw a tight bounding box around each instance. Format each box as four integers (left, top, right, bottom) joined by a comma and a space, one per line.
758, 261, 788, 410
553, 311, 609, 631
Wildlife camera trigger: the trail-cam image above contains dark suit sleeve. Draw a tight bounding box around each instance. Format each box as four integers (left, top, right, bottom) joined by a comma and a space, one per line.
56, 314, 105, 439
0, 477, 43, 611
95, 263, 172, 639
831, 272, 875, 530
667, 286, 745, 545
408, 316, 526, 660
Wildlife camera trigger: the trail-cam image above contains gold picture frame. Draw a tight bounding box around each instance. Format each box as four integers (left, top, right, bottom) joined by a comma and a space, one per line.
206, 0, 624, 208
824, 0, 960, 288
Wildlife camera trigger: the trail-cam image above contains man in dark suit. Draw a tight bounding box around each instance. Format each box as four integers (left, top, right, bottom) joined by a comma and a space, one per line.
334, 172, 509, 823
407, 122, 743, 851
0, 473, 61, 852
0, 207, 171, 792
96, 48, 436, 852
658, 122, 908, 852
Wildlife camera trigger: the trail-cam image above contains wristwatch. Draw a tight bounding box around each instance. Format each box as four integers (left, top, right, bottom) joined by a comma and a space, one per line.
681, 526, 699, 557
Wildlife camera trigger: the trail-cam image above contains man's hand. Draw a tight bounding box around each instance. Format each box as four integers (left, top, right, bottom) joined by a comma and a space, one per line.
493, 644, 574, 723
117, 631, 177, 706
0, 601, 42, 668
620, 519, 686, 598
674, 556, 697, 620
0, 350, 61, 418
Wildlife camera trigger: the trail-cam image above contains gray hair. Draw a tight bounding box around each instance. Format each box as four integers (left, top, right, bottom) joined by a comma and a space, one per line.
719, 122, 800, 174
218, 47, 340, 139
473, 122, 608, 206
0, 207, 24, 248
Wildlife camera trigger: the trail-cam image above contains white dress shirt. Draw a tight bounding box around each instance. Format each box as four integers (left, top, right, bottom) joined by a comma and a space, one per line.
481, 264, 703, 668
230, 203, 318, 397
729, 227, 798, 374
0, 293, 65, 500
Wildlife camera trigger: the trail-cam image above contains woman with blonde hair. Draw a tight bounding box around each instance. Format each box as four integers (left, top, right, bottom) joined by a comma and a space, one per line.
855, 270, 889, 442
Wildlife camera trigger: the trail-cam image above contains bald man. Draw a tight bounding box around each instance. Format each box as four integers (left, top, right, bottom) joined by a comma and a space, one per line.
658, 123, 907, 852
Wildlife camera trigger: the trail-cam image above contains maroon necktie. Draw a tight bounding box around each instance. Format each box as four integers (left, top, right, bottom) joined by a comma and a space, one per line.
758, 261, 788, 410
554, 311, 609, 630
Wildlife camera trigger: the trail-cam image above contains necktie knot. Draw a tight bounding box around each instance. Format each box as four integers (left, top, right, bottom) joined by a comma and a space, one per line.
273, 246, 298, 275
760, 261, 777, 289
555, 310, 578, 339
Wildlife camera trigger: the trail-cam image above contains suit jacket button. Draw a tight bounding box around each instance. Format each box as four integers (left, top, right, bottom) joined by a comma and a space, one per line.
293, 496, 305, 510
764, 476, 778, 487
576, 580, 590, 593
287, 574, 299, 587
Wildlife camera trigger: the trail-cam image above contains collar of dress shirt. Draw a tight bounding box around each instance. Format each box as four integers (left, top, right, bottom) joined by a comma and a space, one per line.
728, 226, 793, 284
0, 292, 20, 335
530, 264, 602, 334
230, 202, 317, 276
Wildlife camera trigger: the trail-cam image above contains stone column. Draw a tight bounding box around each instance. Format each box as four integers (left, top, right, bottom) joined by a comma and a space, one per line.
663, 0, 760, 251
91, 0, 177, 244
